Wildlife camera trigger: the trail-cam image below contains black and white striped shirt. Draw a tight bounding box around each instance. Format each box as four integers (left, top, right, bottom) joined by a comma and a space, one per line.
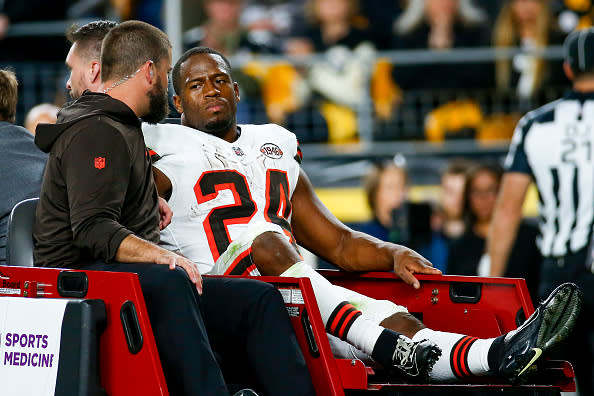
505, 91, 594, 257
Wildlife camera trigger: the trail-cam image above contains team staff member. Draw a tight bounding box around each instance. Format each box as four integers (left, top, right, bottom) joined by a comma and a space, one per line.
488, 28, 594, 395
64, 20, 176, 230
34, 21, 313, 396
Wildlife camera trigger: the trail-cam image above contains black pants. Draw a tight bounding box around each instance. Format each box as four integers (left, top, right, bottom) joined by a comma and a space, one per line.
540, 249, 594, 396
81, 261, 314, 396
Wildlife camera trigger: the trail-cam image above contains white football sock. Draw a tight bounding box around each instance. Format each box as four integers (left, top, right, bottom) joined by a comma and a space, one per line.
412, 328, 494, 381
281, 262, 384, 355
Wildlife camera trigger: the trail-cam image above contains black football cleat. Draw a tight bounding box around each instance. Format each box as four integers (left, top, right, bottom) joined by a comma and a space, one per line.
497, 282, 582, 381
391, 335, 441, 380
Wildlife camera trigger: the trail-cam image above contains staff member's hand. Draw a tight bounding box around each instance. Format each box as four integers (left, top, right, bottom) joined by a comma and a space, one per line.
157, 253, 203, 294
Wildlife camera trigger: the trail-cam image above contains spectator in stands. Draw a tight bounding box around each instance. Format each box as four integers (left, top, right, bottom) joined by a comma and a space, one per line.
436, 158, 472, 241
240, 0, 298, 38
359, 155, 442, 271
0, 0, 70, 61
185, 0, 282, 55
280, 0, 376, 143
493, 0, 568, 102
448, 162, 540, 299
24, 103, 60, 135
360, 155, 409, 242
0, 69, 47, 265
391, 0, 493, 91
425, 158, 474, 273
286, 0, 372, 54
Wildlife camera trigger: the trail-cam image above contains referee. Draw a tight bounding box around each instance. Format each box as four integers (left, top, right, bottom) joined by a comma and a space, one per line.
488, 28, 594, 395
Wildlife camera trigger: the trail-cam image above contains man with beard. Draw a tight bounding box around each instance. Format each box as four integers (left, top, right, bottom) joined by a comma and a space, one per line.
63, 20, 175, 229
33, 22, 314, 396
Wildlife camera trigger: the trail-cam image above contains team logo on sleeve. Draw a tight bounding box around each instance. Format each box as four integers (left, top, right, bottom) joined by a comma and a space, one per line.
260, 143, 283, 159
94, 157, 106, 169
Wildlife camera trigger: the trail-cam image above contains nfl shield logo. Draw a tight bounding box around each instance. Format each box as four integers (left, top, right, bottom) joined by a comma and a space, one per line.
94, 157, 106, 169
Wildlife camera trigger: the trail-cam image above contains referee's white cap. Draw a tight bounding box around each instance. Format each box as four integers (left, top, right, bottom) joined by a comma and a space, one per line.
564, 27, 594, 73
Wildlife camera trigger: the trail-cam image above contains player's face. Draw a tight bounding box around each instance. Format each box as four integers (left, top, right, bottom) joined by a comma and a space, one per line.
175, 53, 240, 139
65, 42, 90, 99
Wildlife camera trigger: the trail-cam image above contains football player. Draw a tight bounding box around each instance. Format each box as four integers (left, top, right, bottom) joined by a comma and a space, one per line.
143, 47, 581, 382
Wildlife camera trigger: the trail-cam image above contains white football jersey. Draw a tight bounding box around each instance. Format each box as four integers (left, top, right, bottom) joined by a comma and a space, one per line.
143, 123, 301, 274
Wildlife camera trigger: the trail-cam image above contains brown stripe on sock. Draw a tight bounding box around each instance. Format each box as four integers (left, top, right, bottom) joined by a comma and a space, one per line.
327, 302, 358, 337
338, 310, 362, 340
450, 336, 479, 378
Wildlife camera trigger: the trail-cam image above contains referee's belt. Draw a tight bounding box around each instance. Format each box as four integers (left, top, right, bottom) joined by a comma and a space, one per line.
543, 246, 589, 270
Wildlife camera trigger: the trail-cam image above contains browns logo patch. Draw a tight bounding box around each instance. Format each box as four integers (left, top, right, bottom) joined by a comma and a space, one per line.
94, 157, 106, 169
260, 143, 283, 159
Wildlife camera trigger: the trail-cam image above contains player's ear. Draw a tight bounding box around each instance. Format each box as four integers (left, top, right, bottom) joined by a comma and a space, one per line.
233, 82, 240, 103
173, 95, 184, 114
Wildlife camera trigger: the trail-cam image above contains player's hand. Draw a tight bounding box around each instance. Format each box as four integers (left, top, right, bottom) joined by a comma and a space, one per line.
157, 253, 203, 294
158, 197, 172, 230
392, 246, 441, 289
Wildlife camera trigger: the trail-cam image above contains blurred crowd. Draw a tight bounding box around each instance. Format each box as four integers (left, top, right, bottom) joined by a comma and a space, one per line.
356, 155, 542, 301
0, 2, 585, 290
1, 0, 592, 143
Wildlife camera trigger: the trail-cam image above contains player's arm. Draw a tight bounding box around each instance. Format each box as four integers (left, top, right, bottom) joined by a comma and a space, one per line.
153, 166, 172, 200
487, 172, 531, 277
152, 166, 173, 229
291, 169, 440, 289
